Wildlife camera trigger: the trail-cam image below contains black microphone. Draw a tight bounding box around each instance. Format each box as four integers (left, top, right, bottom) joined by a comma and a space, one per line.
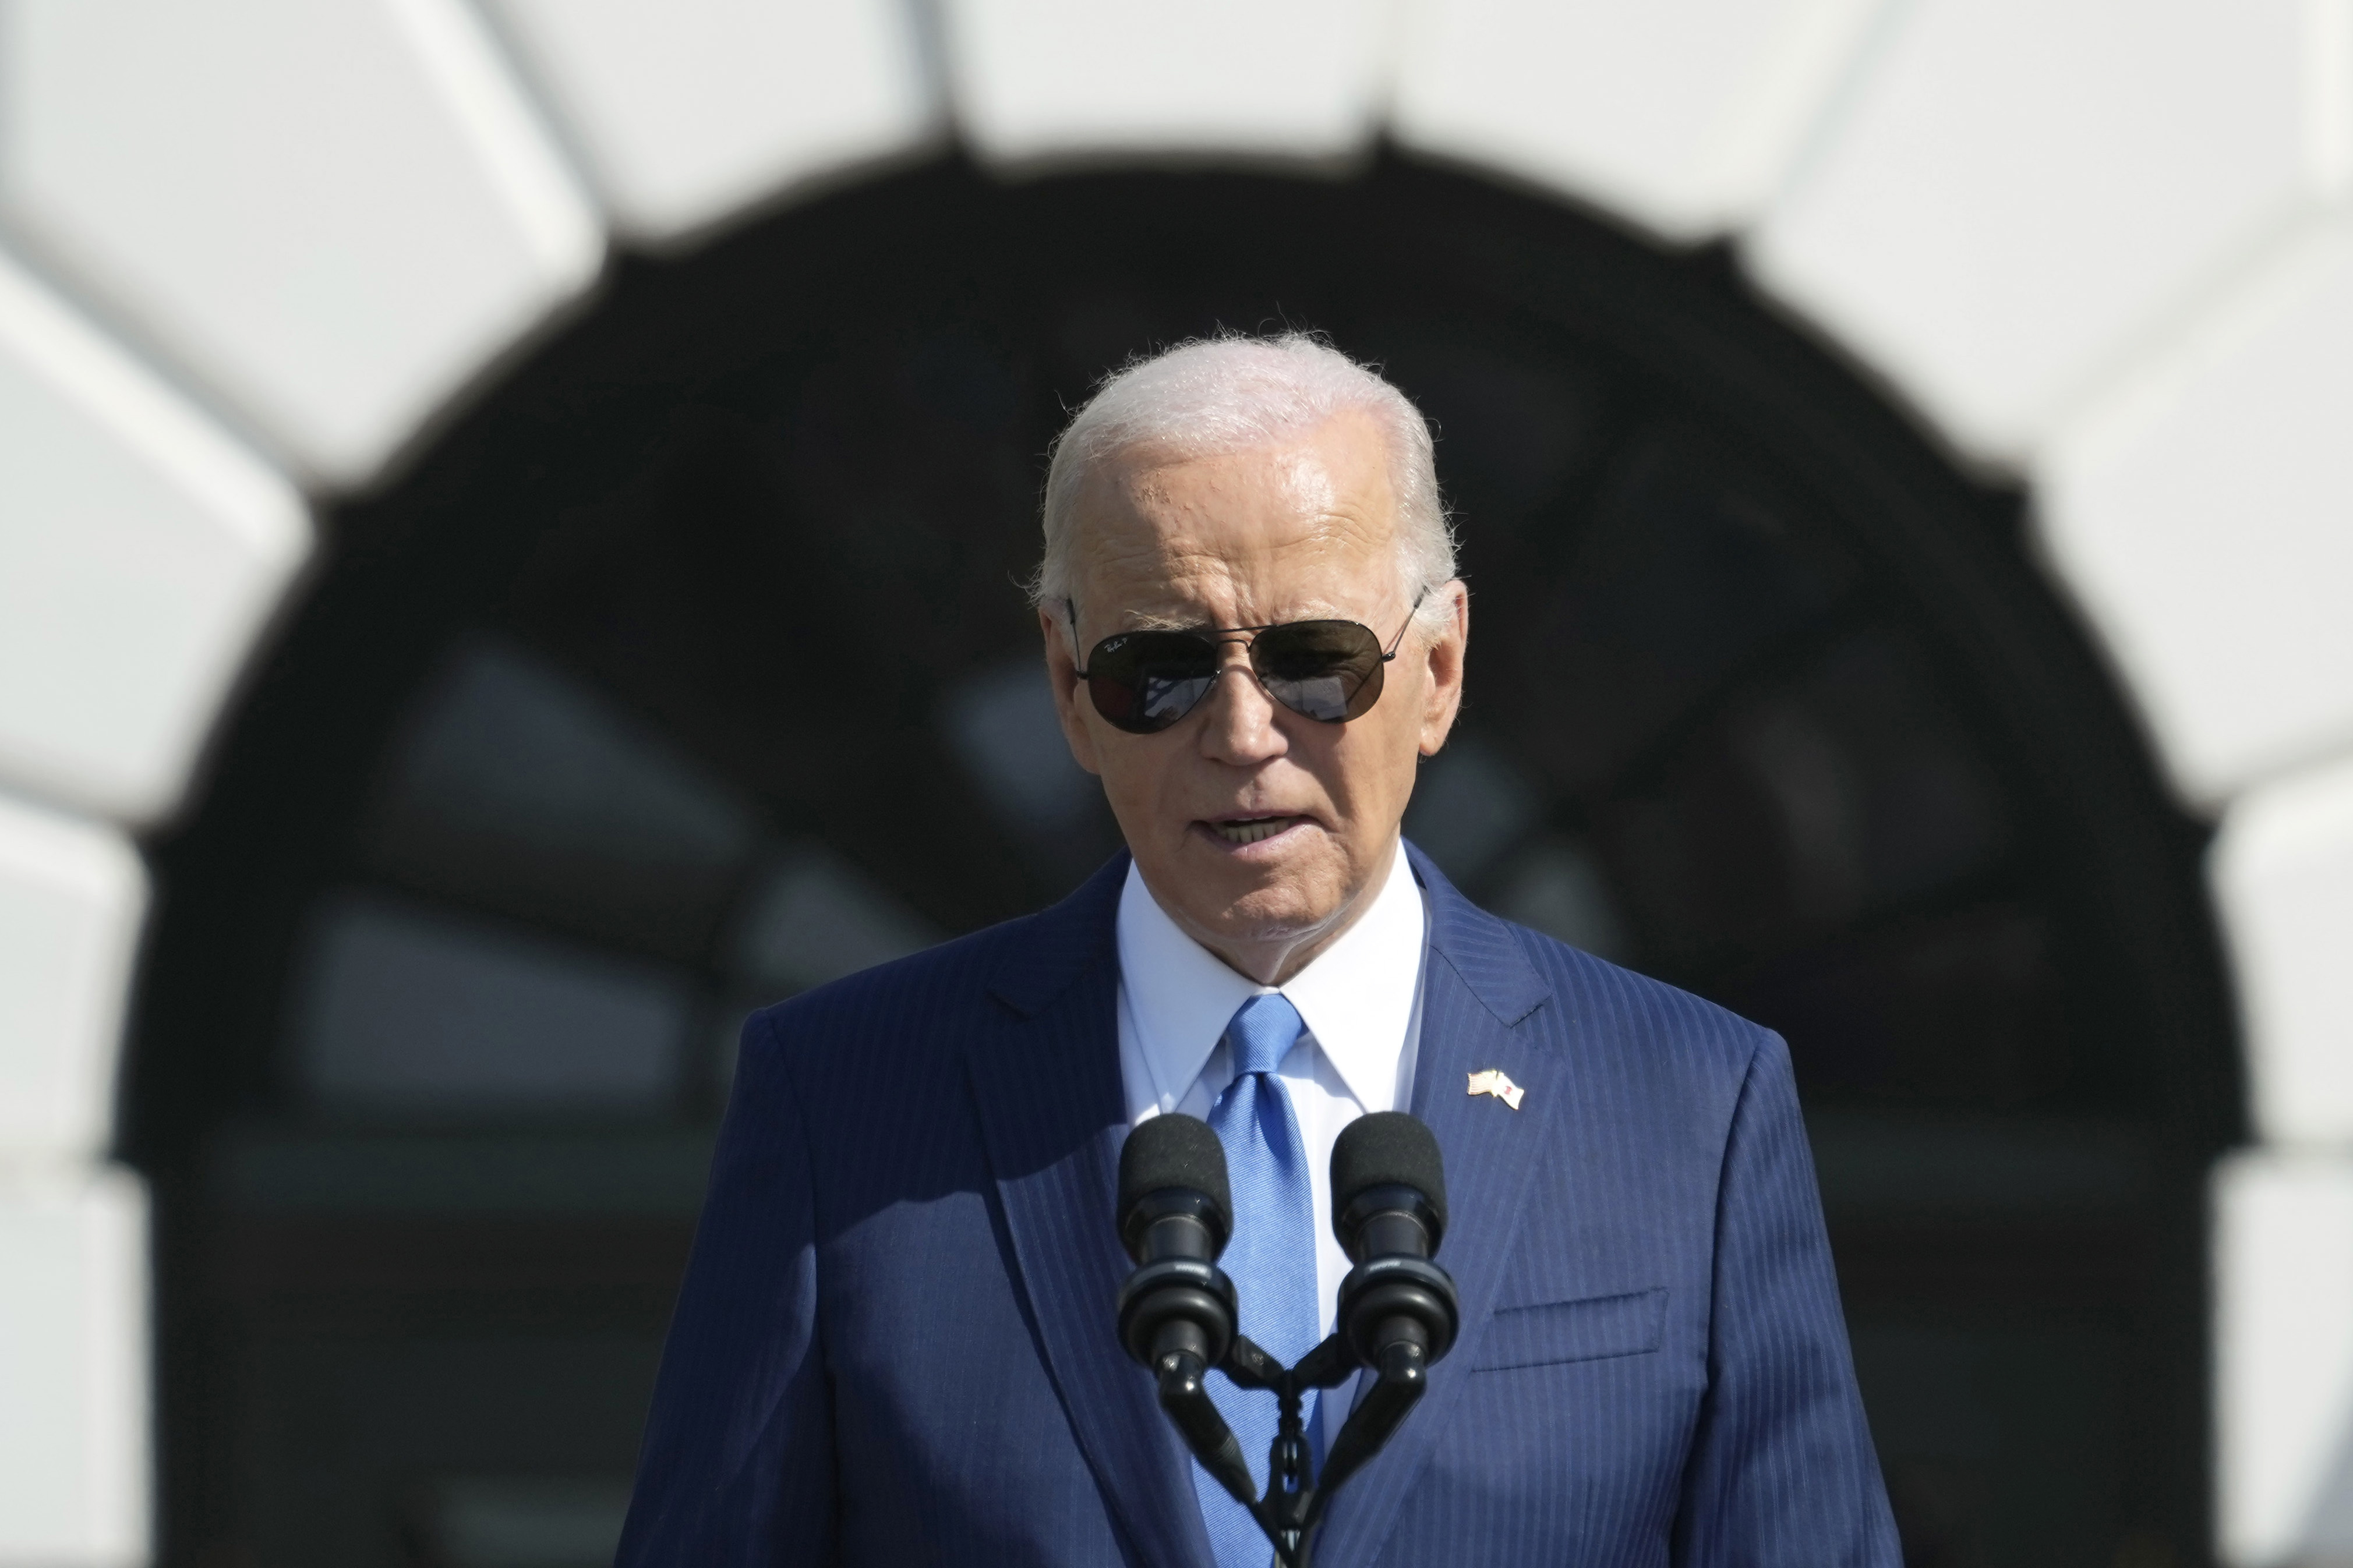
1297, 1112, 1462, 1513
1115, 1114, 1254, 1504
1330, 1112, 1460, 1374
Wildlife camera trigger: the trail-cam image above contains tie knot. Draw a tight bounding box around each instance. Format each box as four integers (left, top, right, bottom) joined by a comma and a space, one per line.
1225, 993, 1305, 1079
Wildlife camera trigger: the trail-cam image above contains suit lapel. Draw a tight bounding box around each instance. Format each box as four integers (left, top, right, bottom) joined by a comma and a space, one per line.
1313, 845, 1566, 1566
965, 856, 1216, 1568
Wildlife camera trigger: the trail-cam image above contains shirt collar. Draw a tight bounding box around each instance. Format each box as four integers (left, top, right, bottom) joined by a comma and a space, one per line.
1116, 840, 1425, 1112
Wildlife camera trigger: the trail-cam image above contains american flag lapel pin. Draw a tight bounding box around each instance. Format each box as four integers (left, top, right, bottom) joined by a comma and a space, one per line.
1467, 1069, 1525, 1110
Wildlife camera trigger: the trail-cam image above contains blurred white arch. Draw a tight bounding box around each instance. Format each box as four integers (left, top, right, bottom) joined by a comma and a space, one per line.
2, 2, 2350, 1562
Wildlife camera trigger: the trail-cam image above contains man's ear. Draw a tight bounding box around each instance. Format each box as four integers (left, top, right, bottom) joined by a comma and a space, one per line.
1417, 581, 1469, 758
1041, 605, 1104, 776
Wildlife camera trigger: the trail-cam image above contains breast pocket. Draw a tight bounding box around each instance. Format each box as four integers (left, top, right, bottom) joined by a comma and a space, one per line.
1472, 1287, 1668, 1371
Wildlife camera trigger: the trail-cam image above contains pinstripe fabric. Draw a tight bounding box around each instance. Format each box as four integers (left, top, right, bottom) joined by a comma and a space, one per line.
962, 908, 1213, 1568
617, 844, 1898, 1567
1315, 845, 1898, 1566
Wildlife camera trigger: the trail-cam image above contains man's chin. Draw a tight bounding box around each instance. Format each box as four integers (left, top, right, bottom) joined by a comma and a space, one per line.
1177, 824, 1326, 896
1171, 849, 1347, 937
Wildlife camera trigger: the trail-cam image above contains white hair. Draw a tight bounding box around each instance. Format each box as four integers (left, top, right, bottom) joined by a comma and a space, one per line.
1029, 332, 1457, 639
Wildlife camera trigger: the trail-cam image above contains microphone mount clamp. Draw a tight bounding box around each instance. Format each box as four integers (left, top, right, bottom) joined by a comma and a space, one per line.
1151, 1325, 1435, 1568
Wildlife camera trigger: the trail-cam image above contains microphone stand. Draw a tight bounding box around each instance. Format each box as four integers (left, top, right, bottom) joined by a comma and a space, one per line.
1154, 1329, 1433, 1568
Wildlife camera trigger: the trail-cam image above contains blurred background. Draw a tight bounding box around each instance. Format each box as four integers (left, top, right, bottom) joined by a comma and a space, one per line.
2, 5, 2351, 1568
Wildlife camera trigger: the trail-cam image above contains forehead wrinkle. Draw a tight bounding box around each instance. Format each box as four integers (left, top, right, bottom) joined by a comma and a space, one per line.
1083, 526, 1388, 630
1090, 491, 1391, 590
1069, 423, 1405, 630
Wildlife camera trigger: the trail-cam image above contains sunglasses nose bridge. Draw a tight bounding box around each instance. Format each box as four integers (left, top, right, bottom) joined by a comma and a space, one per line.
1211, 652, 1271, 705
1204, 631, 1260, 684
1192, 649, 1286, 752
1176, 631, 1268, 706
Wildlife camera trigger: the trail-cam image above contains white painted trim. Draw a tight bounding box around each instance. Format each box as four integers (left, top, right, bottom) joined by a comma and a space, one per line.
0, 250, 304, 565
383, 0, 603, 284
77, 1169, 150, 1566
0, 791, 147, 1165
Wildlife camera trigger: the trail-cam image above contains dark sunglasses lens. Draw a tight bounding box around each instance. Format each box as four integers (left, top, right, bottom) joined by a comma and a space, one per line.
1084, 631, 1218, 734
1251, 621, 1386, 723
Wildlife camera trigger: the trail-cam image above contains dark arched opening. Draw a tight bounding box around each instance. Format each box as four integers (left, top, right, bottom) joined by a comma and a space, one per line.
127, 155, 2238, 1568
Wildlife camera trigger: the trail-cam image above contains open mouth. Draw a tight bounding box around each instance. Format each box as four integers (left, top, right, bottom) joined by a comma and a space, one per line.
1209, 815, 1308, 847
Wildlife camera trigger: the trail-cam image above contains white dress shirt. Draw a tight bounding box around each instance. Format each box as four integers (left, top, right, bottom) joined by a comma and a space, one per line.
1116, 840, 1428, 1442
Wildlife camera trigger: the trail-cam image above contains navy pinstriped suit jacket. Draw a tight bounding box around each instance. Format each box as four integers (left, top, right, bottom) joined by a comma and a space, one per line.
617, 845, 1900, 1566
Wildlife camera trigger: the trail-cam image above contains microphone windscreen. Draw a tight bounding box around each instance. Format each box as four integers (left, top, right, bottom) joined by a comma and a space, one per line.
1331, 1112, 1448, 1235
1118, 1113, 1232, 1231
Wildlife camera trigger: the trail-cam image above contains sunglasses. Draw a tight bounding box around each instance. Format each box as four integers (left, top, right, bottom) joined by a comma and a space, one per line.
1068, 592, 1425, 735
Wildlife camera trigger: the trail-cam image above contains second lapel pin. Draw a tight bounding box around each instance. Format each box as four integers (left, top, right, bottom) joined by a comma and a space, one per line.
1467, 1068, 1525, 1110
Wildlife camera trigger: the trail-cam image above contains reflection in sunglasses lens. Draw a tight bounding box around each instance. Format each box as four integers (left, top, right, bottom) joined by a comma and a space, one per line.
1268, 671, 1354, 721
1140, 671, 1213, 725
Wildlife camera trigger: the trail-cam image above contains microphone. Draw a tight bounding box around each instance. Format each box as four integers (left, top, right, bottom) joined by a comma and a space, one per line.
1330, 1111, 1460, 1376
1115, 1114, 1253, 1505
1112, 1109, 1461, 1564
1282, 1111, 1460, 1519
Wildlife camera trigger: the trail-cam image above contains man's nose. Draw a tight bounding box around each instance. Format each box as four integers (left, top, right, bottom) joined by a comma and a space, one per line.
1196, 649, 1283, 762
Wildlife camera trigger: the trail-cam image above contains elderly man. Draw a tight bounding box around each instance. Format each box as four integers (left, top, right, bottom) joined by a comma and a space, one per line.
619, 336, 1899, 1566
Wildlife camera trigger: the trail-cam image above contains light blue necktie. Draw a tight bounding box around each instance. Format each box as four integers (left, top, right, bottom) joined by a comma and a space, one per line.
1196, 993, 1321, 1568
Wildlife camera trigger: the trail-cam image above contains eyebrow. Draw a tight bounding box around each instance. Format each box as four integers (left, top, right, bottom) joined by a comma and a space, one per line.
1097, 599, 1355, 633
1064, 587, 1384, 649
1105, 609, 1196, 632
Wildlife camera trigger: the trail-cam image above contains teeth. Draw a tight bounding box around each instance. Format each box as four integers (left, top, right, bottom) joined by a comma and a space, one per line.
1216, 818, 1292, 845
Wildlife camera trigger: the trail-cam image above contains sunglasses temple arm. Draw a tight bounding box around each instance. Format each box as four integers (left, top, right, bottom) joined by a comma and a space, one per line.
1061, 597, 1096, 677
1381, 588, 1430, 659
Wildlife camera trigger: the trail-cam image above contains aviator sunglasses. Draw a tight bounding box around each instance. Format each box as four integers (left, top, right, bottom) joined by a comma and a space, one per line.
1068, 591, 1426, 735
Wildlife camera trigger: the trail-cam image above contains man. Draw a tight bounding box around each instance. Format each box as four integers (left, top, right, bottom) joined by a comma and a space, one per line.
619, 335, 1899, 1566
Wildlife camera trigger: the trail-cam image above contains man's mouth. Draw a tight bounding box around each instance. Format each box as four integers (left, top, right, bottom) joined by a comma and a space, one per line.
1209, 815, 1307, 846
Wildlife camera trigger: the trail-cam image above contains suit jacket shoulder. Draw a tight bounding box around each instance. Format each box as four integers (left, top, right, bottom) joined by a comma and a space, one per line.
1364, 843, 1895, 1567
